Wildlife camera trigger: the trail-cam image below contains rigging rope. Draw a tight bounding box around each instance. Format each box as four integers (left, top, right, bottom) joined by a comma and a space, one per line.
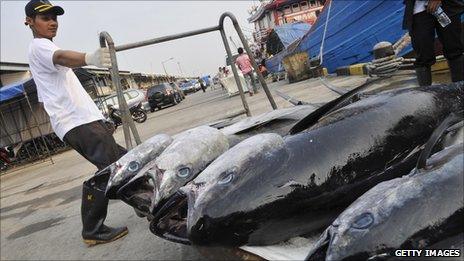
318, 0, 333, 66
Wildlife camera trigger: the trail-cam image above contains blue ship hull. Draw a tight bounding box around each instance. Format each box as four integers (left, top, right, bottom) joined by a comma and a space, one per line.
267, 0, 410, 73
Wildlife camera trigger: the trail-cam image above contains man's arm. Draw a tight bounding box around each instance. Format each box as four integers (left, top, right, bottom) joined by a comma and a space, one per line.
53, 50, 86, 68
53, 48, 111, 68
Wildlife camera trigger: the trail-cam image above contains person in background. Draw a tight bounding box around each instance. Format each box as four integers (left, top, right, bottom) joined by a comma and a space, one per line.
24, 0, 128, 246
199, 78, 206, 92
218, 67, 223, 78
235, 47, 257, 96
259, 59, 269, 78
222, 66, 229, 77
403, 0, 464, 86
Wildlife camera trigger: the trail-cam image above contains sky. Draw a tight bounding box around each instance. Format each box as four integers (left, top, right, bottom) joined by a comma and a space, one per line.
1, 0, 260, 76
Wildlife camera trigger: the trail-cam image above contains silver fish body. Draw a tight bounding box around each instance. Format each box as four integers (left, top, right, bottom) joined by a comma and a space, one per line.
151, 126, 229, 212
150, 83, 463, 246
306, 143, 464, 261
106, 134, 173, 198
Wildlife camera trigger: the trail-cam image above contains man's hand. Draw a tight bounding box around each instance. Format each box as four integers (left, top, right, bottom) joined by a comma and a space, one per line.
427, 0, 442, 13
85, 48, 111, 68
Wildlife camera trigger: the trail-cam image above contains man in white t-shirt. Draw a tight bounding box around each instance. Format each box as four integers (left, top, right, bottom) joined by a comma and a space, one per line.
25, 0, 128, 246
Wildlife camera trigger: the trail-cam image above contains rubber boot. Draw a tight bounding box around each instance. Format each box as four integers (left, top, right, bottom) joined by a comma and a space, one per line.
81, 181, 128, 246
448, 56, 464, 83
415, 67, 432, 86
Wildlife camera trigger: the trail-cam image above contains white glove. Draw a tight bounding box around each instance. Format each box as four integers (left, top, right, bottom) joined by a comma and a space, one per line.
85, 48, 111, 68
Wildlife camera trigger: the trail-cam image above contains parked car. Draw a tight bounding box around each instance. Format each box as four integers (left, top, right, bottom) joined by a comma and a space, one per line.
147, 83, 181, 112
95, 89, 150, 116
180, 82, 196, 94
169, 82, 185, 100
192, 80, 202, 91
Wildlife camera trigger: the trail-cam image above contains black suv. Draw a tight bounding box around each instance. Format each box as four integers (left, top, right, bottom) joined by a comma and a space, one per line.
147, 83, 181, 112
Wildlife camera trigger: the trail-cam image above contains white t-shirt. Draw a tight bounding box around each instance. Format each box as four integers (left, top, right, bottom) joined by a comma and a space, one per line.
414, 0, 427, 14
28, 38, 104, 140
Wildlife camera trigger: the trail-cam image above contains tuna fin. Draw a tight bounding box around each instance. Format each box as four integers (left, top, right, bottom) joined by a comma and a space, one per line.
274, 90, 323, 107
318, 77, 348, 95
416, 112, 464, 171
289, 77, 383, 135
207, 110, 248, 129
208, 118, 236, 129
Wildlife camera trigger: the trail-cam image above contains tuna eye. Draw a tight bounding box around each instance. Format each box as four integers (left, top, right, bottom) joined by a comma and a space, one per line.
351, 213, 374, 229
127, 161, 140, 172
218, 172, 234, 185
177, 167, 191, 178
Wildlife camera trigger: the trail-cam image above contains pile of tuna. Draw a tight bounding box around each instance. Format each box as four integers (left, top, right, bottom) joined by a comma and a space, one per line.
91, 80, 463, 260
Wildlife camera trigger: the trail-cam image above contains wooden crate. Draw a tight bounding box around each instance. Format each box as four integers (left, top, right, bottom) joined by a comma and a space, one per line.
282, 52, 311, 83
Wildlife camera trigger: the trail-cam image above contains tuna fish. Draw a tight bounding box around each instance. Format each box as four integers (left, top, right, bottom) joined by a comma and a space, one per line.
105, 134, 173, 198
152, 126, 230, 212
109, 76, 409, 205
150, 83, 463, 246
114, 106, 319, 215
306, 142, 463, 261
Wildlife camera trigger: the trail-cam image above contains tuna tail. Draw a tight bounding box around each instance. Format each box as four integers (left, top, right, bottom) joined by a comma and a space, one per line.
416, 112, 463, 171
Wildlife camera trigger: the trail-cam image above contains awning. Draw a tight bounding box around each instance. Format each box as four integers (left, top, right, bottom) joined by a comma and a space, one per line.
0, 79, 30, 102
276, 23, 311, 47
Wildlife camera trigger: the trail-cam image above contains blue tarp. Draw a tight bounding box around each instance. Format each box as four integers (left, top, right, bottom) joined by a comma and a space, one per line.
273, 22, 312, 49
294, 0, 410, 73
266, 50, 289, 73
265, 22, 311, 73
0, 79, 29, 102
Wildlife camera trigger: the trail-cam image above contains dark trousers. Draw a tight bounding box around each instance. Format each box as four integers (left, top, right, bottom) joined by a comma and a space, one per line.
64, 120, 126, 170
410, 11, 463, 68
64, 120, 127, 241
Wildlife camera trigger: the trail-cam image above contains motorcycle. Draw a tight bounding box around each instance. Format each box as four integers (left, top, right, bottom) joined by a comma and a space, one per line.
0, 147, 12, 171
107, 103, 147, 129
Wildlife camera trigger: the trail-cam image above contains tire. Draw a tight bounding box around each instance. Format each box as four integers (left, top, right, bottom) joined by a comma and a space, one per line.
132, 110, 147, 123
150, 107, 155, 112
172, 97, 178, 105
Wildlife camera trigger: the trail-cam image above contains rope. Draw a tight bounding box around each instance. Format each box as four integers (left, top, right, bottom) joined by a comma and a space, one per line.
393, 32, 411, 55
318, 0, 333, 66
367, 33, 415, 77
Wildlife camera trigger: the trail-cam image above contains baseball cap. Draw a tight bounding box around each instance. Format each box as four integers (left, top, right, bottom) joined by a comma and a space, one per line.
25, 0, 64, 17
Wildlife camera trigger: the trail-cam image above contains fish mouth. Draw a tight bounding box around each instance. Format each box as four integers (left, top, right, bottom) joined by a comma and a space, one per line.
86, 166, 112, 192
105, 164, 128, 199
150, 185, 227, 246
107, 161, 159, 199
150, 189, 191, 245
117, 170, 156, 218
305, 227, 331, 261
150, 166, 169, 213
